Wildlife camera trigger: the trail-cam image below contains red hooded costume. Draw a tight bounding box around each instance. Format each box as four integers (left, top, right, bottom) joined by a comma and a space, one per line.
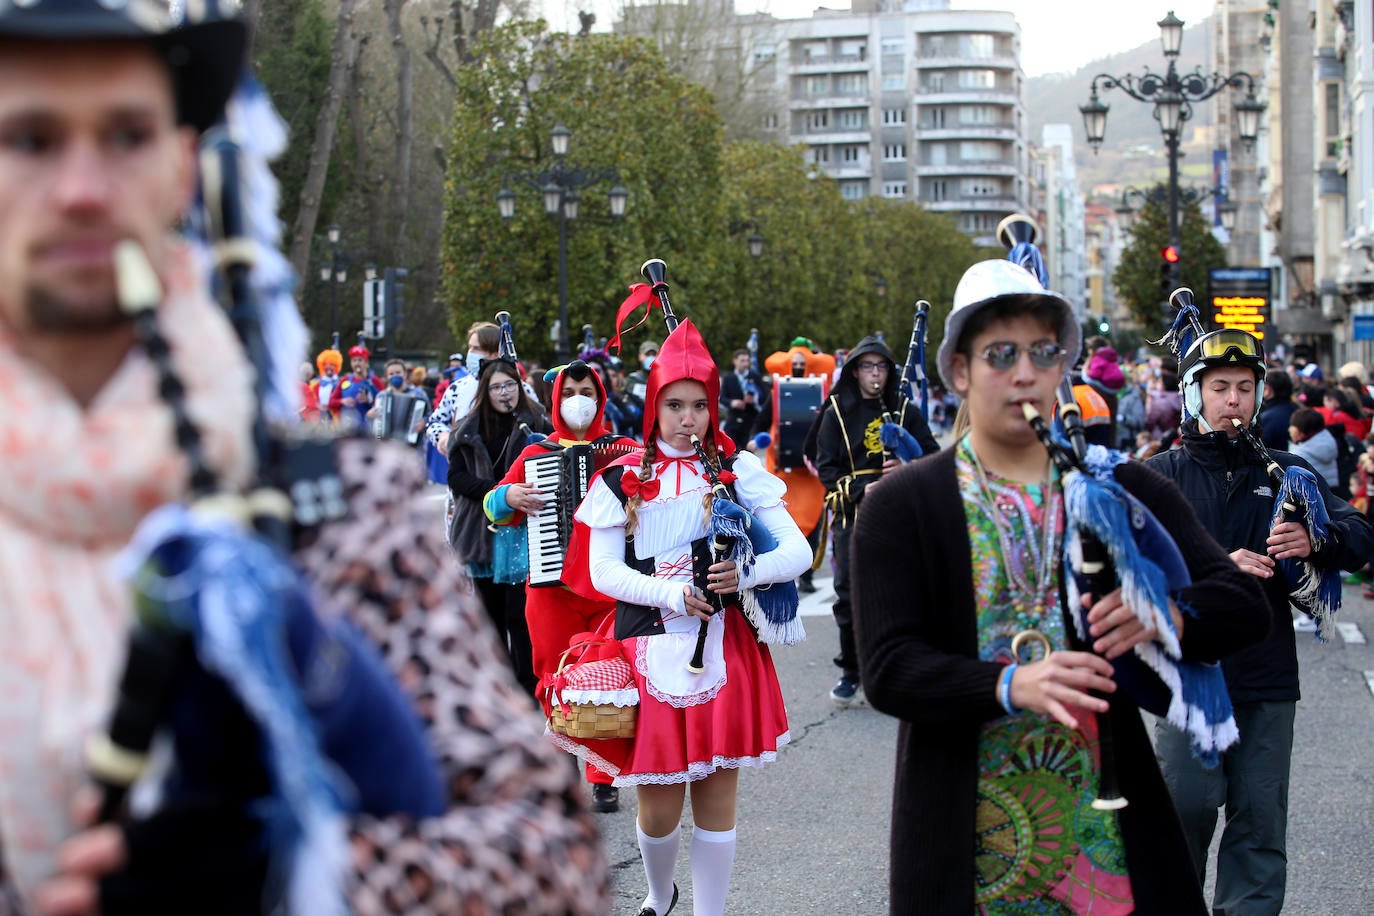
485, 360, 639, 786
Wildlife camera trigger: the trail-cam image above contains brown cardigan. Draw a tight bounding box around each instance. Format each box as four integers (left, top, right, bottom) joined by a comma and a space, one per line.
851, 446, 1269, 915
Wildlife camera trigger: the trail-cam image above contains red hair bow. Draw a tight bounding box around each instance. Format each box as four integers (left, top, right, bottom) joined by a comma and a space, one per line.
620, 469, 660, 502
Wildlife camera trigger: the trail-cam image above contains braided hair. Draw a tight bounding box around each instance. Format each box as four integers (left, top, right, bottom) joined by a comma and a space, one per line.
623, 440, 656, 535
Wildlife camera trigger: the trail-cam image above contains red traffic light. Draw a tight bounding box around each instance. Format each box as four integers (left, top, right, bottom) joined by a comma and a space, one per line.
1161, 245, 1181, 263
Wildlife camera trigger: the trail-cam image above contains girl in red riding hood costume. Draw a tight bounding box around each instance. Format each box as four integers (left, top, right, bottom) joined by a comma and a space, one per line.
561, 316, 811, 916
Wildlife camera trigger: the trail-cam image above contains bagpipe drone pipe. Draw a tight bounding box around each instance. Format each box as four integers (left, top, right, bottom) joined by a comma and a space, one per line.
874, 301, 935, 464
1158, 287, 1341, 639
612, 260, 804, 663
87, 94, 443, 915
1002, 217, 1238, 770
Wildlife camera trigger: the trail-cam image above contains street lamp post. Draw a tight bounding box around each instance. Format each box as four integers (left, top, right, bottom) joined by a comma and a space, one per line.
1116, 185, 1238, 233
318, 223, 349, 343
497, 125, 628, 362
1080, 10, 1264, 291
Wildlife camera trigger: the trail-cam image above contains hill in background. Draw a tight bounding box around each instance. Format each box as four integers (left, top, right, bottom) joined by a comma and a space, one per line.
1025, 16, 1218, 196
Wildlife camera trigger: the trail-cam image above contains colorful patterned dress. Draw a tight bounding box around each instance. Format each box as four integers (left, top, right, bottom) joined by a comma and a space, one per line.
956, 437, 1134, 915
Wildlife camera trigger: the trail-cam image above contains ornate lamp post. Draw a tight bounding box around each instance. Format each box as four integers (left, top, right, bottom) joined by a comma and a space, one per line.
1081, 10, 1264, 290
497, 124, 628, 362
318, 223, 349, 343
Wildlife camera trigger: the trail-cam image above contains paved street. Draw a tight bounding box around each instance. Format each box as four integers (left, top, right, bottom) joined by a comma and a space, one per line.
596, 560, 1374, 914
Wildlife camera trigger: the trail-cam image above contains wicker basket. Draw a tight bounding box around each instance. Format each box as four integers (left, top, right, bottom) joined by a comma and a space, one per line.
549, 701, 636, 740
546, 640, 637, 740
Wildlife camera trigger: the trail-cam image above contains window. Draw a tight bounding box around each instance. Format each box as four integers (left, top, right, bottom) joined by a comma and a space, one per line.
839, 40, 866, 60
761, 113, 780, 130
958, 140, 1002, 161
957, 69, 997, 90
929, 107, 945, 128
924, 35, 945, 57
962, 34, 994, 58
837, 73, 867, 95
881, 38, 904, 57
925, 73, 945, 92
840, 181, 867, 200
882, 73, 905, 91
840, 144, 864, 163
806, 111, 829, 131
838, 108, 867, 130
802, 41, 827, 61
883, 143, 906, 161
809, 146, 830, 164
882, 181, 908, 198
753, 43, 776, 64
960, 178, 998, 196
960, 105, 1001, 125
1325, 82, 1341, 157
962, 213, 996, 233
929, 179, 947, 202
883, 108, 907, 125
808, 76, 829, 96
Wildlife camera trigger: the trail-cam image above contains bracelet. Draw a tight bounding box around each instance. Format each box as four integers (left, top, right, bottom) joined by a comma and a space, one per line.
998, 663, 1020, 716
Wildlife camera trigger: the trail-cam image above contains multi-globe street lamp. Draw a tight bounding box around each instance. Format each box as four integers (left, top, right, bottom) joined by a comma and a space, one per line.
497, 124, 628, 362
1080, 10, 1264, 291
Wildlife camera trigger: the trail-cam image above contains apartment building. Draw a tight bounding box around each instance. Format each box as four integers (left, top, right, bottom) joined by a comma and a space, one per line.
620, 0, 1030, 248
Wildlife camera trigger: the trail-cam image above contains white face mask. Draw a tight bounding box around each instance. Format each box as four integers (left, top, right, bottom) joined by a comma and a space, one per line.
560, 394, 598, 430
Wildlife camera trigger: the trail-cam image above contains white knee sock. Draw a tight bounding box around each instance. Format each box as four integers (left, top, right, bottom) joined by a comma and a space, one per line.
689, 826, 737, 916
637, 823, 681, 914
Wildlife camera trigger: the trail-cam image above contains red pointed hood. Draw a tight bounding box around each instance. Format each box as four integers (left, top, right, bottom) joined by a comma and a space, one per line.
548, 359, 610, 442
642, 319, 720, 444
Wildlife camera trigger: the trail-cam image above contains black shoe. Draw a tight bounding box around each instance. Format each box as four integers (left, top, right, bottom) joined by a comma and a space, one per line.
591, 783, 619, 813
797, 576, 817, 594
635, 883, 679, 916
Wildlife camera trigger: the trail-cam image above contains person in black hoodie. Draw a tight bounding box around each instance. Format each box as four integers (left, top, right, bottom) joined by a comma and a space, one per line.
811, 335, 939, 705
1258, 367, 1298, 450
1146, 328, 1374, 915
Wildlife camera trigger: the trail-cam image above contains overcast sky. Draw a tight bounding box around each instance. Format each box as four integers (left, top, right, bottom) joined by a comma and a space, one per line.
539, 0, 1219, 78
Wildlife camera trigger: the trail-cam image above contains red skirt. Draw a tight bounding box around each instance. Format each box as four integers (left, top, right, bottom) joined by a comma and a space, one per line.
549, 608, 790, 786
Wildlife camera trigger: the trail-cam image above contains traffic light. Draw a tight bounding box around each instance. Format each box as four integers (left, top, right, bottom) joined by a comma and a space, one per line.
382, 267, 408, 350
1159, 245, 1180, 301
1097, 314, 1111, 335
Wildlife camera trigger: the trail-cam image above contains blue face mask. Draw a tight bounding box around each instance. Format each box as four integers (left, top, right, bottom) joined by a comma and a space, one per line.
389, 374, 405, 388
466, 352, 482, 374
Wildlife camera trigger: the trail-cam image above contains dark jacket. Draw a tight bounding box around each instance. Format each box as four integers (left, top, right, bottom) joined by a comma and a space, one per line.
448, 407, 551, 567
811, 336, 939, 525
719, 368, 770, 445
851, 446, 1269, 915
1258, 397, 1297, 450
1146, 418, 1374, 703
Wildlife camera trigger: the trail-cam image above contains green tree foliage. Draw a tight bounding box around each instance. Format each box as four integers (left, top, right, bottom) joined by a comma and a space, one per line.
1112, 187, 1227, 332
442, 22, 726, 363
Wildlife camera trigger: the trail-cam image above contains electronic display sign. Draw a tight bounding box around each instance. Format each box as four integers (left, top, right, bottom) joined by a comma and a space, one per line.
1208, 268, 1272, 340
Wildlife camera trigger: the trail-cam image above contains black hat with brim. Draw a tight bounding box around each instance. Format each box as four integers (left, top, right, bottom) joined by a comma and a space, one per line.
0, 0, 246, 133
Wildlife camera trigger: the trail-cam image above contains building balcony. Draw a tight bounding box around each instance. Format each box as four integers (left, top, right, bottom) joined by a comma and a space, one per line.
921, 197, 1019, 213
789, 55, 870, 73
916, 161, 1018, 177
824, 164, 873, 180
911, 88, 1018, 105
788, 129, 872, 145
789, 93, 872, 107
915, 54, 1018, 71
917, 126, 1018, 142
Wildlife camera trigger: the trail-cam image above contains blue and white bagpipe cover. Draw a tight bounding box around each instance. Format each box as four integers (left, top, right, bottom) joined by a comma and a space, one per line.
1059, 443, 1238, 765
706, 496, 806, 645
117, 505, 445, 916
1271, 465, 1340, 641
879, 421, 924, 463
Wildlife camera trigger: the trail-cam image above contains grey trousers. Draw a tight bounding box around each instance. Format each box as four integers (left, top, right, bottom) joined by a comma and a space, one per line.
1155, 700, 1296, 916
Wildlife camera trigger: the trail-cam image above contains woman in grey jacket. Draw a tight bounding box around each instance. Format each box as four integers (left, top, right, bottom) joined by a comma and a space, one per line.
448, 359, 551, 695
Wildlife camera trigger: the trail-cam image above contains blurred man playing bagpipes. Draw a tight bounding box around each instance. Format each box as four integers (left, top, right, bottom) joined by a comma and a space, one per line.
0, 3, 606, 913
1145, 289, 1374, 914
849, 216, 1272, 914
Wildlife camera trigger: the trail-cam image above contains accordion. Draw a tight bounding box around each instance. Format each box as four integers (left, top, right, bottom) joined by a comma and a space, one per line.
525, 439, 637, 587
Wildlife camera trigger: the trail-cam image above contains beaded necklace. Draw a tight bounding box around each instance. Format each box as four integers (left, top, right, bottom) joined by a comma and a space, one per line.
965, 438, 1063, 632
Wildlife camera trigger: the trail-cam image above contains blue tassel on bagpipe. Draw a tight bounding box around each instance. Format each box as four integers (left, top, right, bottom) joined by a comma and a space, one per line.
1062, 445, 1238, 765
707, 498, 804, 645
119, 505, 444, 916
879, 422, 924, 463
1007, 240, 1049, 288
1155, 300, 1202, 419
1272, 466, 1341, 641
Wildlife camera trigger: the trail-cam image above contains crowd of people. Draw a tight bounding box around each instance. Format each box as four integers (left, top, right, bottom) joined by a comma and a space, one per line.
6, 4, 1374, 916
